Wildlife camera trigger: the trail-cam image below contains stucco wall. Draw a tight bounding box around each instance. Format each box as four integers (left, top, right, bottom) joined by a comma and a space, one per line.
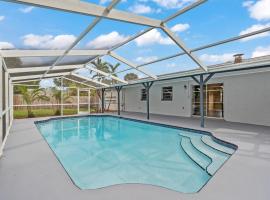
223, 72, 270, 126
123, 71, 270, 126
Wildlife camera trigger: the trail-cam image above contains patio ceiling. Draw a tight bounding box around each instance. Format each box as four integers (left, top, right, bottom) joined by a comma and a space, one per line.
0, 0, 270, 88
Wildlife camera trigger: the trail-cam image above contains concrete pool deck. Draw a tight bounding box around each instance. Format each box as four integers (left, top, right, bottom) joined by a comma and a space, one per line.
0, 112, 270, 200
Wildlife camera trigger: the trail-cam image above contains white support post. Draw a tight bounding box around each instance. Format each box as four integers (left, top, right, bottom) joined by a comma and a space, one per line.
5, 69, 9, 137
0, 58, 3, 154
77, 88, 79, 115
88, 89, 91, 114
10, 82, 14, 122
61, 77, 64, 116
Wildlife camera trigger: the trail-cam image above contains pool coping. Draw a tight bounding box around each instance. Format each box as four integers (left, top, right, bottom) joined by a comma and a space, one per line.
34, 114, 238, 193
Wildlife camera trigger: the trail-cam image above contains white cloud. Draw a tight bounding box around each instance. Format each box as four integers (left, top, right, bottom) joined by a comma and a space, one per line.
0, 42, 15, 49
22, 34, 76, 49
135, 56, 158, 63
86, 31, 129, 49
152, 0, 195, 9
0, 16, 5, 21
171, 23, 190, 32
166, 62, 177, 68
199, 53, 235, 63
19, 6, 35, 13
242, 1, 254, 7
129, 4, 153, 14
244, 0, 270, 21
135, 29, 173, 46
252, 45, 270, 57
239, 23, 270, 41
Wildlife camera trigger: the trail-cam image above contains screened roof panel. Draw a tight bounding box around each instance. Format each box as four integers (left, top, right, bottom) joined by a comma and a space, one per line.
4, 56, 57, 68
131, 54, 198, 76
1, 0, 270, 87
117, 69, 147, 81
113, 28, 183, 65
74, 18, 147, 50
114, 0, 199, 20
57, 56, 94, 66
0, 1, 94, 50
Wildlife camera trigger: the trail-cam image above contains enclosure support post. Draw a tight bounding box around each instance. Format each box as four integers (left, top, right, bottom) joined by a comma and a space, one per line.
60, 77, 63, 116
77, 88, 79, 114
88, 89, 91, 114
142, 81, 154, 120
101, 88, 105, 113
191, 73, 215, 128
199, 74, 204, 128
115, 86, 123, 116
0, 58, 3, 154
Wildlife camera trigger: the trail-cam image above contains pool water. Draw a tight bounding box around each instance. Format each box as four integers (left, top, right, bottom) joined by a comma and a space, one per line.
36, 116, 235, 193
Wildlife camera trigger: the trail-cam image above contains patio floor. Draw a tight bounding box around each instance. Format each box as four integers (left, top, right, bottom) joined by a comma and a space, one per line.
0, 112, 270, 200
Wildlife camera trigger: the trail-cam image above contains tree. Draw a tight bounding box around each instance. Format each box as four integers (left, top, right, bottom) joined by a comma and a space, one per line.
17, 86, 50, 118
105, 62, 121, 111
91, 58, 110, 82
90, 59, 121, 111
51, 87, 73, 115
124, 73, 138, 81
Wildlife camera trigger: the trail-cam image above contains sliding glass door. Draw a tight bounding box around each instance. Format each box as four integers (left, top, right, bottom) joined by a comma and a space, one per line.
192, 83, 224, 118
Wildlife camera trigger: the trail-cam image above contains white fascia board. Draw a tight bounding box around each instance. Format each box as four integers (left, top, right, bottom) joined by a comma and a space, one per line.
85, 65, 128, 84
161, 25, 208, 72
0, 50, 108, 58
8, 64, 84, 73
11, 72, 70, 81
71, 73, 109, 87
109, 51, 157, 79
7, 0, 162, 27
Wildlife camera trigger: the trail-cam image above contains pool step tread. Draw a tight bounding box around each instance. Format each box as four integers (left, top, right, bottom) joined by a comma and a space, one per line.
180, 132, 230, 175
201, 136, 235, 155
180, 137, 211, 170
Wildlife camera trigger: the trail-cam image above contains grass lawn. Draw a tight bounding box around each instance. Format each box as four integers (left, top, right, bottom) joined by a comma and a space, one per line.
14, 108, 94, 119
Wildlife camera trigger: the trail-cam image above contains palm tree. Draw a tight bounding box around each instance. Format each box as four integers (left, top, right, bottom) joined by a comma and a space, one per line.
17, 86, 50, 118
124, 73, 138, 81
51, 87, 73, 115
90, 59, 121, 112
91, 58, 110, 82
106, 62, 120, 111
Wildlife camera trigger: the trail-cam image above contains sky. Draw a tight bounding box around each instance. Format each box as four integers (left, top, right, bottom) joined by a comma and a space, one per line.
0, 0, 270, 86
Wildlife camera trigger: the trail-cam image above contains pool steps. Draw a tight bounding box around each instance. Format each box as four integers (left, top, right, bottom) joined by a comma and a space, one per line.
180, 132, 235, 176
201, 136, 235, 155
180, 136, 211, 170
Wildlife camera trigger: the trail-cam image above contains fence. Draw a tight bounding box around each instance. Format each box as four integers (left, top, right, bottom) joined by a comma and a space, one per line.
13, 88, 118, 119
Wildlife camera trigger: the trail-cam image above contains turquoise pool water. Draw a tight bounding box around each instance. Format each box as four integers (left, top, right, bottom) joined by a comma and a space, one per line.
36, 116, 235, 193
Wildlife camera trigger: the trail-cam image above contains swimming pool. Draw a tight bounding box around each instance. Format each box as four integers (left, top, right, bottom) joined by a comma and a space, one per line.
35, 115, 236, 193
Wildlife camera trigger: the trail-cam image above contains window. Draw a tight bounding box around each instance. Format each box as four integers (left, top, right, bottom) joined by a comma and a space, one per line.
192, 83, 223, 118
141, 89, 147, 101
162, 86, 173, 101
